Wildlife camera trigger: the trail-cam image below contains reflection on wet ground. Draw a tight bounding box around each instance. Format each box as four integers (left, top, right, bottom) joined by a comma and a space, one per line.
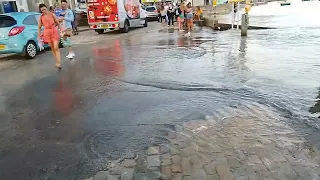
84, 24, 319, 179
93, 40, 125, 77
0, 3, 320, 179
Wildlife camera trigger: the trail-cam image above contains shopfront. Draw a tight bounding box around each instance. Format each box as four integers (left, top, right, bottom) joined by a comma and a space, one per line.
0, 0, 78, 13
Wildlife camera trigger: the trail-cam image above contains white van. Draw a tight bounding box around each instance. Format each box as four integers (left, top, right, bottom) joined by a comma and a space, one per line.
86, 0, 148, 34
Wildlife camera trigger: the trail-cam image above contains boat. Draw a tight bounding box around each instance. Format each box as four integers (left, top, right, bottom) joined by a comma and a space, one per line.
280, 1, 291, 5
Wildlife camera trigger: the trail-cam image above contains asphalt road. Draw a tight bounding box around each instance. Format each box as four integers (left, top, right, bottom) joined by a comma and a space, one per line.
0, 19, 319, 180
0, 22, 178, 180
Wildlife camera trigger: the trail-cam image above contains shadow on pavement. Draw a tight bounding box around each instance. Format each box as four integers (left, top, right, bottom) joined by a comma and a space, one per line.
96, 26, 147, 35
0, 51, 48, 61
0, 54, 23, 61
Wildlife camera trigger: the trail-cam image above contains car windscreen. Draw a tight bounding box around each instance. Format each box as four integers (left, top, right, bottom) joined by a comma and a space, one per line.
0, 15, 17, 28
146, 7, 156, 12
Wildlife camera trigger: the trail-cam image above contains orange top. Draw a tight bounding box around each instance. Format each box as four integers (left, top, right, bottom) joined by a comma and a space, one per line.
40, 13, 60, 43
40, 12, 57, 29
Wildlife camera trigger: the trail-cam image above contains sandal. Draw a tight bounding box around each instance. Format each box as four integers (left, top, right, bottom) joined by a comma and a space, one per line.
55, 64, 62, 70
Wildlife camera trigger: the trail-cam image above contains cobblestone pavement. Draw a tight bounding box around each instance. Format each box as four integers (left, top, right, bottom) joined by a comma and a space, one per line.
84, 107, 320, 180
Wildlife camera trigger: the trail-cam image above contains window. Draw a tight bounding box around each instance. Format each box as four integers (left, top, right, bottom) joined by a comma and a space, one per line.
0, 15, 17, 28
35, 15, 41, 24
23, 15, 37, 25
146, 7, 156, 12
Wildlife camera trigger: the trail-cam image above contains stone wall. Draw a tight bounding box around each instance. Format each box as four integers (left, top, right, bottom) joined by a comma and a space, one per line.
198, 3, 232, 15
201, 3, 233, 30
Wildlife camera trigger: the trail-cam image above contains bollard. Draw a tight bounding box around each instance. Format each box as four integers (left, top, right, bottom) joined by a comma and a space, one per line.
241, 13, 249, 36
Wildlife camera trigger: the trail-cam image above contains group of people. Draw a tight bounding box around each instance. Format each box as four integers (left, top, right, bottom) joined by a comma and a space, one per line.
156, 2, 203, 36
157, 2, 175, 26
37, 0, 76, 69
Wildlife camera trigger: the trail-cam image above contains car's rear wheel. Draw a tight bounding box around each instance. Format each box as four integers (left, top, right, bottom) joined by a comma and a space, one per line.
23, 41, 37, 59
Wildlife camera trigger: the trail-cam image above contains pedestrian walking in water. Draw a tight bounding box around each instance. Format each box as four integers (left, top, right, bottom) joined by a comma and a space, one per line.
164, 2, 169, 22
38, 4, 62, 69
157, 3, 161, 23
160, 5, 166, 24
59, 0, 75, 59
177, 4, 185, 31
185, 2, 193, 36
167, 3, 175, 26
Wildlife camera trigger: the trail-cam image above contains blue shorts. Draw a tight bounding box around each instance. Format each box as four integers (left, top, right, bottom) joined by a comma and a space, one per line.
186, 13, 193, 19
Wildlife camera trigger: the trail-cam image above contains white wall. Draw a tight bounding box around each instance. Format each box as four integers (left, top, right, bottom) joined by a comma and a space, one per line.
15, 0, 29, 12
26, 0, 47, 12
1, 0, 78, 12
48, 0, 54, 6
48, 0, 76, 8
192, 0, 205, 6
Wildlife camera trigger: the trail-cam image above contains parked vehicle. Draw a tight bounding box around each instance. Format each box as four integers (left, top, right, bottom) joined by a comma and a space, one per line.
86, 0, 148, 34
145, 6, 158, 21
0, 12, 46, 59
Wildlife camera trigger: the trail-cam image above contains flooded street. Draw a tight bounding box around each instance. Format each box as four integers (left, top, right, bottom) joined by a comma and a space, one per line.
0, 1, 320, 180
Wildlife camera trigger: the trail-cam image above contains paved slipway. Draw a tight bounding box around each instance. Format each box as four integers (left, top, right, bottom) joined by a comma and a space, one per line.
85, 108, 320, 180
0, 19, 320, 180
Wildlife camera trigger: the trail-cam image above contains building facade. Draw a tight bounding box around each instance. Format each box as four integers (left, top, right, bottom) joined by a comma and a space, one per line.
0, 0, 29, 13
27, 0, 77, 12
0, 0, 77, 13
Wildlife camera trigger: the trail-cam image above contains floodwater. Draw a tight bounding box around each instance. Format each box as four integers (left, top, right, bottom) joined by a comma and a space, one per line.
0, 1, 320, 180
249, 0, 320, 28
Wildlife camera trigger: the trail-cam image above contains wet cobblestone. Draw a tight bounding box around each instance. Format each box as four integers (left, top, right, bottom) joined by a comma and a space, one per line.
84, 109, 320, 180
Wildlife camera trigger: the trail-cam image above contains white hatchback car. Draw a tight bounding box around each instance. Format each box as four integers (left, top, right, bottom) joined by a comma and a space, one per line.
144, 6, 158, 21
